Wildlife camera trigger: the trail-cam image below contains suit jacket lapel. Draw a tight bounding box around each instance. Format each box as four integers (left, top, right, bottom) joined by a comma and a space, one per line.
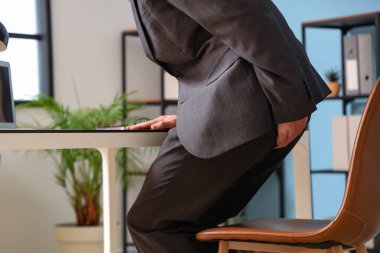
131, 0, 156, 63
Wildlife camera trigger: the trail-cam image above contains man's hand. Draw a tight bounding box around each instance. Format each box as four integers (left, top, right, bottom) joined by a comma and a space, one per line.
125, 115, 177, 130
275, 116, 308, 149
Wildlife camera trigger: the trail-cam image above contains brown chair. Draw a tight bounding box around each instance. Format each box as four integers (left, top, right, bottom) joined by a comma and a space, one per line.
197, 78, 380, 253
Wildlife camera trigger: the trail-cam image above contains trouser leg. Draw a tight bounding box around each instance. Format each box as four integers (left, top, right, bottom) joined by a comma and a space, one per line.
195, 123, 307, 226
127, 120, 307, 253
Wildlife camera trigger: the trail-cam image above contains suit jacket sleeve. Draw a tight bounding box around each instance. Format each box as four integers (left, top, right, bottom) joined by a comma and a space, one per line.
166, 0, 316, 123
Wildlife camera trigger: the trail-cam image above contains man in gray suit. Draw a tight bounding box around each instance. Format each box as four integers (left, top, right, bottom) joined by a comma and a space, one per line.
126, 0, 331, 252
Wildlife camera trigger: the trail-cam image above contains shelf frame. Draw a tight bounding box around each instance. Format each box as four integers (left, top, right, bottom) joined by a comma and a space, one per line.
302, 12, 380, 219
302, 12, 380, 115
121, 28, 179, 253
122, 29, 178, 113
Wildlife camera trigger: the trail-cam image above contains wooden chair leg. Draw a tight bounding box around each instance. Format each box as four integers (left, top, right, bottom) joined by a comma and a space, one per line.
218, 240, 229, 253
327, 245, 344, 253
356, 244, 367, 253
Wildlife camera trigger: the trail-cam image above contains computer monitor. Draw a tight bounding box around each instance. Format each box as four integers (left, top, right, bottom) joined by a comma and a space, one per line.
0, 61, 16, 128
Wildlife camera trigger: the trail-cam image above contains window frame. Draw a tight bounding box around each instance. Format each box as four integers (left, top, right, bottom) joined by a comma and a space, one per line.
7, 0, 54, 102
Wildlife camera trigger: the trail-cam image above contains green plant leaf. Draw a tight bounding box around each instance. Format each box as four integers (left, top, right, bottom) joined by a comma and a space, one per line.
16, 93, 147, 226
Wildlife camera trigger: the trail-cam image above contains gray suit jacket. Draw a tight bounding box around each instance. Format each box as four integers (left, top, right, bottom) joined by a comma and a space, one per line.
130, 0, 331, 158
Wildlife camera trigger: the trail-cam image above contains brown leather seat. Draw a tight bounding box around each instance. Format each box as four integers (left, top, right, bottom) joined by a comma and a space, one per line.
197, 78, 380, 253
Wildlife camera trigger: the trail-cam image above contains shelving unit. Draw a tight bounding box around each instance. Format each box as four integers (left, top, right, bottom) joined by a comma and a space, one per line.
121, 29, 178, 253
302, 12, 380, 114
122, 29, 178, 115
302, 12, 380, 220
311, 170, 348, 174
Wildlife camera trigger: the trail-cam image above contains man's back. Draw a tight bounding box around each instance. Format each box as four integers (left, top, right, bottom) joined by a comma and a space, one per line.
131, 0, 331, 158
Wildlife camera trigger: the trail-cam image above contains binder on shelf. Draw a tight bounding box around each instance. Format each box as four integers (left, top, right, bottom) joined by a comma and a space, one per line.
332, 116, 349, 171
347, 115, 361, 160
344, 35, 360, 96
357, 33, 374, 95
331, 115, 361, 171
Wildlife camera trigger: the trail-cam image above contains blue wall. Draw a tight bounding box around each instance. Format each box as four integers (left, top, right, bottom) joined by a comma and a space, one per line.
272, 0, 380, 219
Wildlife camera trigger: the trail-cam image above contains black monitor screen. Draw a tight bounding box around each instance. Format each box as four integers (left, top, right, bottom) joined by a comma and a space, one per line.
0, 61, 15, 128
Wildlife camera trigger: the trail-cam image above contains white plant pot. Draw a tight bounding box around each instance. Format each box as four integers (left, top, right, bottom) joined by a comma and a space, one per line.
54, 225, 103, 253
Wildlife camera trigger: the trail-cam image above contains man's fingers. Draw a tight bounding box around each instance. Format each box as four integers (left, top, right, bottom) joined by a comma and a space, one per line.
151, 120, 172, 130
126, 118, 159, 130
275, 131, 288, 149
127, 122, 151, 130
150, 122, 162, 129
274, 116, 308, 149
125, 115, 177, 130
275, 127, 304, 149
126, 116, 175, 130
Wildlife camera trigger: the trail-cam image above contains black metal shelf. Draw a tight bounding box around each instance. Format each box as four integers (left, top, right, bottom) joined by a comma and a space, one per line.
302, 12, 380, 115
311, 169, 349, 174
325, 95, 369, 101
123, 29, 139, 37
303, 12, 380, 30
121, 28, 179, 253
163, 99, 178, 105
302, 12, 380, 220
128, 98, 178, 108
302, 12, 380, 102
122, 30, 178, 115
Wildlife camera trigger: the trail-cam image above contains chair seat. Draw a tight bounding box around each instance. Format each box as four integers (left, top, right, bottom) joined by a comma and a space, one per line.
197, 218, 332, 244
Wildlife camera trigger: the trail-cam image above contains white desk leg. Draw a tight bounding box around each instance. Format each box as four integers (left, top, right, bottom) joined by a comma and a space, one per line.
98, 148, 118, 253
292, 130, 312, 219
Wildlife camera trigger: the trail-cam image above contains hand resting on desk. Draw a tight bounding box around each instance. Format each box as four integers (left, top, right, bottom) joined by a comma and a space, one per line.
125, 115, 176, 130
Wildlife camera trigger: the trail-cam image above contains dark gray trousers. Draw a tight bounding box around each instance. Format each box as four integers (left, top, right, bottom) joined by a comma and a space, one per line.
127, 122, 307, 253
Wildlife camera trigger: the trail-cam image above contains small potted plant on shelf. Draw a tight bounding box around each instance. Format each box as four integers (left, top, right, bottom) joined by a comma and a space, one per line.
17, 94, 144, 253
325, 68, 341, 97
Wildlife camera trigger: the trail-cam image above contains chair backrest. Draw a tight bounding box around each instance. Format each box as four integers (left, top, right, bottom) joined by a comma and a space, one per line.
330, 78, 380, 246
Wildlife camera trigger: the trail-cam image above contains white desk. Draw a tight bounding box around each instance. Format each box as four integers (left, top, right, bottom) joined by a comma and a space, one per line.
0, 130, 168, 253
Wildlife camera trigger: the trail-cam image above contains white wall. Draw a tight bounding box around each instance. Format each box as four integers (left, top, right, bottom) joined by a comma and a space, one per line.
0, 109, 74, 253
52, 0, 135, 108
0, 1, 153, 252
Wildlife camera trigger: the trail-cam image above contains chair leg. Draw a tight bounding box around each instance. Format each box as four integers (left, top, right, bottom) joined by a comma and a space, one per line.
356, 244, 367, 253
218, 240, 229, 253
327, 245, 344, 253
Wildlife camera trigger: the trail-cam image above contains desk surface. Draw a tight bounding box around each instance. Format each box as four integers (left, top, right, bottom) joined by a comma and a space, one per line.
0, 130, 168, 150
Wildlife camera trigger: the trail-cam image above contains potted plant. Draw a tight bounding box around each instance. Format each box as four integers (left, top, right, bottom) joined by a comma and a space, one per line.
325, 68, 341, 97
17, 94, 144, 253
